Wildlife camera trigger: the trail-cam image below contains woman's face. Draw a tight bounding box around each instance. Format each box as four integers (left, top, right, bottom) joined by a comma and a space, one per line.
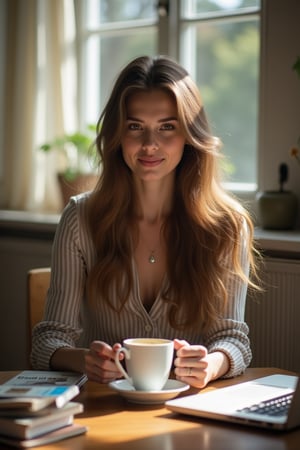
121, 89, 185, 183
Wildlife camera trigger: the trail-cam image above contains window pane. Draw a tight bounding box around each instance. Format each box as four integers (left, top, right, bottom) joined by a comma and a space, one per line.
181, 17, 259, 186
182, 0, 260, 17
86, 0, 157, 27
83, 31, 157, 124
81, 0, 158, 126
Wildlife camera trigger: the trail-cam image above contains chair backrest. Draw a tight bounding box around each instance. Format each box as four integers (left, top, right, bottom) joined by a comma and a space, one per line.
27, 267, 51, 337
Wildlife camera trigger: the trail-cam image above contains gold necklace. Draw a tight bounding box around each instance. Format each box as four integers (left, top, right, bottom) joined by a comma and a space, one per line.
147, 235, 161, 264
138, 223, 162, 264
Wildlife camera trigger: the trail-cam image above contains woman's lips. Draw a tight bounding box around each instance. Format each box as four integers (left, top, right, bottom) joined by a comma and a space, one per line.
138, 158, 163, 166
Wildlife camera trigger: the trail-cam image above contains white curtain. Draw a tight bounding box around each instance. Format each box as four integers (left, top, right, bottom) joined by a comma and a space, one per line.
3, 0, 78, 212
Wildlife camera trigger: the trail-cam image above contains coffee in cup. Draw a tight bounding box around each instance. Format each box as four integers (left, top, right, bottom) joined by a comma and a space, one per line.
115, 338, 174, 391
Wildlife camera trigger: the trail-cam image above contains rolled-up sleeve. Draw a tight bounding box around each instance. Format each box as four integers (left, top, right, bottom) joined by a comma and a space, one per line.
31, 322, 82, 370
204, 319, 252, 378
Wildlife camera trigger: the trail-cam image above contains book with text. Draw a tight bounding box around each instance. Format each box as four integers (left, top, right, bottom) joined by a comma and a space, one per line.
4, 370, 87, 388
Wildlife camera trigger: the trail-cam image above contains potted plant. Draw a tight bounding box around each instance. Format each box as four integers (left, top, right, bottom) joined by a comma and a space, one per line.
39, 124, 99, 206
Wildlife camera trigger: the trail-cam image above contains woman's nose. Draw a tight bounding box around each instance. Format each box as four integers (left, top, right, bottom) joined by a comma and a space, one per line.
141, 129, 158, 150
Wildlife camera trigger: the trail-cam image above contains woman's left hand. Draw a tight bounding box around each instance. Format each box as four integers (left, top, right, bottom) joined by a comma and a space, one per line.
173, 339, 210, 389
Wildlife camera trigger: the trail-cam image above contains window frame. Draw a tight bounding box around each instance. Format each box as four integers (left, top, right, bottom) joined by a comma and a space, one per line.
75, 0, 261, 202
177, 0, 261, 200
75, 0, 159, 128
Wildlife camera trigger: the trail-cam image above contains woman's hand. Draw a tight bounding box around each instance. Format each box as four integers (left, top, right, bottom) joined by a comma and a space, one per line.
173, 339, 210, 389
84, 340, 124, 384
173, 339, 230, 389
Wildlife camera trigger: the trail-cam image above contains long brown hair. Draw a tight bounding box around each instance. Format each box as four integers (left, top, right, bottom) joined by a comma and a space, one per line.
87, 55, 260, 332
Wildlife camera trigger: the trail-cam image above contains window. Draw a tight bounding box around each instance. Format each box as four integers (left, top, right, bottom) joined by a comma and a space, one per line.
78, 0, 158, 125
180, 0, 260, 190
77, 0, 260, 192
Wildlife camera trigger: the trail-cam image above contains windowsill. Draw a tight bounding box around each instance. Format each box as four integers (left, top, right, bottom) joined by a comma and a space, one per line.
254, 227, 300, 259
0, 209, 60, 239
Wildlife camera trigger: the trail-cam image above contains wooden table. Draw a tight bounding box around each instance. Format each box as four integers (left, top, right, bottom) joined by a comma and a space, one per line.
1, 368, 300, 449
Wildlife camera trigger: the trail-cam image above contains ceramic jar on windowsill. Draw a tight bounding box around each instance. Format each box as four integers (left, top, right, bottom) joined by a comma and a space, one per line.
256, 190, 298, 230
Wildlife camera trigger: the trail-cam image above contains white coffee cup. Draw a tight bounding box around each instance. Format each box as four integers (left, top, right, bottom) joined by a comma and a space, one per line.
115, 338, 174, 391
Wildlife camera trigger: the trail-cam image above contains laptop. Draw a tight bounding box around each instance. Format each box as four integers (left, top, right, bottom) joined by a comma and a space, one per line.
166, 374, 300, 431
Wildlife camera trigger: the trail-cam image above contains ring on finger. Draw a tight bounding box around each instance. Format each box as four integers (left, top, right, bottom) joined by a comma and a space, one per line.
188, 367, 192, 376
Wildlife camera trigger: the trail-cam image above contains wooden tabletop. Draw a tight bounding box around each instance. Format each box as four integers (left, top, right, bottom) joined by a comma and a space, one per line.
1, 368, 300, 449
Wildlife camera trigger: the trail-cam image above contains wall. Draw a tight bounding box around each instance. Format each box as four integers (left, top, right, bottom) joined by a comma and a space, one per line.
0, 212, 57, 370
259, 0, 300, 228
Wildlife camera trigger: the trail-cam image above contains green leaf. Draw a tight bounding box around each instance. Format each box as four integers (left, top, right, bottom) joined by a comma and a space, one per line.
39, 144, 51, 152
38, 124, 98, 176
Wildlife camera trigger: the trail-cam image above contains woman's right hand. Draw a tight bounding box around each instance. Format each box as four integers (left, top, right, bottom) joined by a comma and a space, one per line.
84, 340, 124, 383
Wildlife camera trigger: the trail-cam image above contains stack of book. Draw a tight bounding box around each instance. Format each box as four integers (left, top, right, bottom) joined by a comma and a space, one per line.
0, 371, 88, 448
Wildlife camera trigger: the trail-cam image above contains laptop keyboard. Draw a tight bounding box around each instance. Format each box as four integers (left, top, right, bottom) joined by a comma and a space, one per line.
237, 393, 293, 416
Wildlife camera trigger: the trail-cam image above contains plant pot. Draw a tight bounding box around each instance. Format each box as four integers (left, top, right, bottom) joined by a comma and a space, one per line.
256, 190, 298, 230
57, 173, 98, 207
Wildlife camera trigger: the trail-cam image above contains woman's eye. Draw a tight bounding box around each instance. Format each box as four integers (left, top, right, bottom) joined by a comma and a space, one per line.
160, 123, 175, 131
128, 123, 142, 131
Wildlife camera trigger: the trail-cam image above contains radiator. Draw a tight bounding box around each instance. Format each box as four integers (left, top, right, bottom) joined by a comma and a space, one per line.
246, 257, 300, 373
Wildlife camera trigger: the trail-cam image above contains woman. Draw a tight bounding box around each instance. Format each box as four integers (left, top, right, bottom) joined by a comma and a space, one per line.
31, 55, 259, 389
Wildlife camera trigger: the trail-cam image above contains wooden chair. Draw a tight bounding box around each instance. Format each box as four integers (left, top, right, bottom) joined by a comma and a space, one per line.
27, 267, 51, 338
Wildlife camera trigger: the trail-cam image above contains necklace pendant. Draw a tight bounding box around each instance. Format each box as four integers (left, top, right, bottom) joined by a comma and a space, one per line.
149, 253, 156, 264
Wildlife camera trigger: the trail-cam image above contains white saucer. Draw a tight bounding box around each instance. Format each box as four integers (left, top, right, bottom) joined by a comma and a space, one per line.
108, 379, 189, 404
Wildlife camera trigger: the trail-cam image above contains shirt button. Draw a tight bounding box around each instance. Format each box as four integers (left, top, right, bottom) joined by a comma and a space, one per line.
145, 324, 152, 332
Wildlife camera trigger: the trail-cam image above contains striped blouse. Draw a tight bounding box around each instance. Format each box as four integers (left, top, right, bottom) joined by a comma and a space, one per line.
31, 193, 252, 377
